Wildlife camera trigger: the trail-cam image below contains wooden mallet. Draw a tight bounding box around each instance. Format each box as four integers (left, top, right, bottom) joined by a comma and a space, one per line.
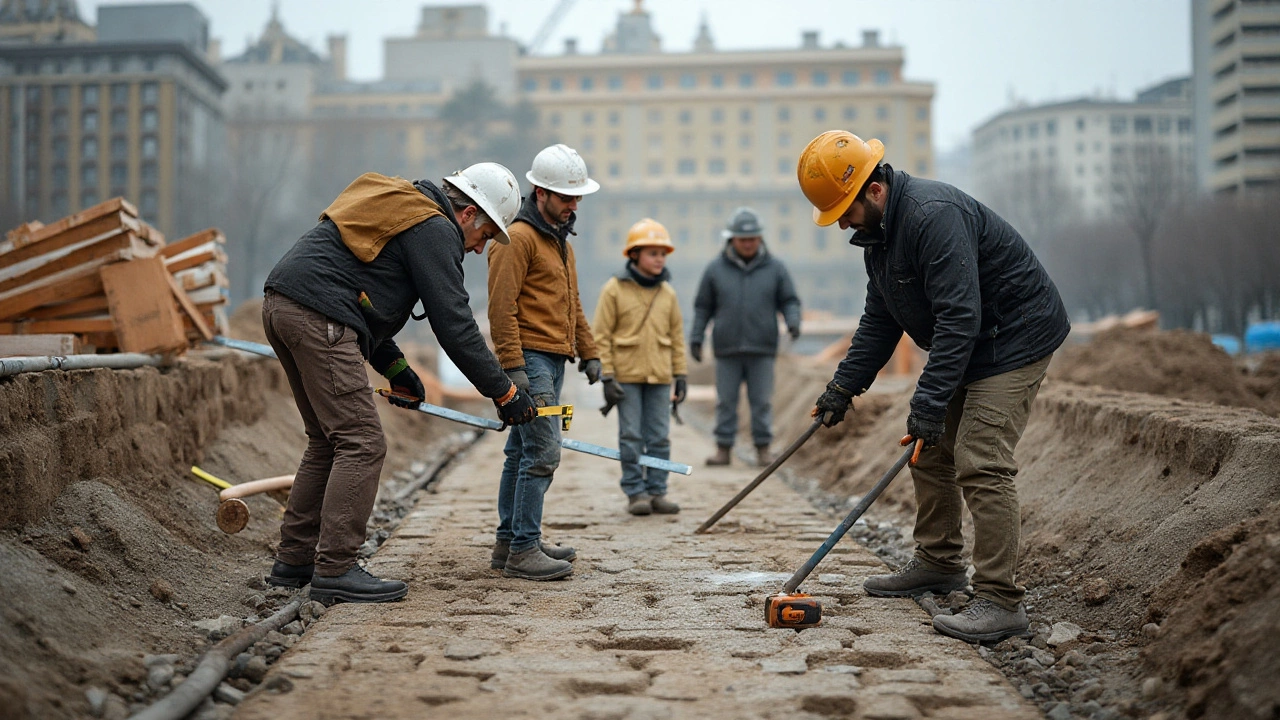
191, 467, 294, 534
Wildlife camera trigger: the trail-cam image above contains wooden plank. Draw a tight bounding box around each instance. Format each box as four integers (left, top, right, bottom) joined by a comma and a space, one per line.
165, 247, 227, 274
164, 270, 214, 341
175, 264, 228, 292
24, 294, 109, 321
185, 285, 227, 305
0, 212, 139, 271
0, 230, 153, 294
0, 333, 79, 356
0, 318, 115, 335
0, 268, 104, 321
2, 197, 136, 251
136, 222, 165, 247
160, 228, 224, 259
101, 258, 188, 354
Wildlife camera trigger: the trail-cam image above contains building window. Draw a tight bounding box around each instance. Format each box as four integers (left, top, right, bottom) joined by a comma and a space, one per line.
608, 110, 620, 126
111, 136, 128, 160
110, 109, 127, 132
711, 133, 724, 148
917, 106, 929, 121
583, 110, 594, 125
876, 105, 889, 120
581, 135, 594, 150
1046, 119, 1057, 136
140, 189, 158, 216
1134, 116, 1153, 134
844, 106, 857, 121
52, 137, 69, 161
738, 72, 754, 88
1028, 123, 1038, 139
677, 158, 696, 175
1158, 117, 1171, 134
814, 106, 827, 121
740, 160, 752, 175
778, 106, 790, 121
679, 109, 692, 124
680, 73, 696, 88
81, 110, 99, 133
842, 70, 860, 86
739, 133, 751, 148
81, 188, 98, 207
647, 73, 662, 89
776, 71, 795, 87
111, 83, 129, 106
647, 109, 662, 124
780, 227, 791, 244
711, 107, 724, 123
52, 110, 69, 132
647, 160, 663, 176
82, 85, 100, 106
608, 75, 623, 90
522, 78, 537, 92
141, 82, 159, 105
110, 163, 127, 187
1012, 126, 1022, 141
549, 112, 561, 127
648, 133, 662, 149
778, 158, 791, 174
52, 163, 69, 189
739, 108, 751, 123
142, 135, 158, 159
580, 76, 593, 91
708, 158, 726, 174
711, 73, 724, 88
25, 85, 42, 104
1178, 118, 1192, 133
812, 70, 829, 86
81, 163, 97, 186
916, 133, 928, 147
51, 191, 69, 217
609, 162, 620, 177
549, 77, 563, 91
81, 136, 98, 160
875, 69, 891, 85
608, 135, 620, 150
52, 85, 70, 107
1110, 116, 1128, 134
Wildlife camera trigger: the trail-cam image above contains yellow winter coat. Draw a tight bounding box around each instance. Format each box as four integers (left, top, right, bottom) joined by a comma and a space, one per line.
593, 271, 688, 384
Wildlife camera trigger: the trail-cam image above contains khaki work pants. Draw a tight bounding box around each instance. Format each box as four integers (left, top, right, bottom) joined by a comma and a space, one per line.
262, 291, 386, 577
909, 355, 1051, 610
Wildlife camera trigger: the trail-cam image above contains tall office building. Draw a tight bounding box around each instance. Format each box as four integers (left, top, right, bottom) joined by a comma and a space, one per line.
0, 1, 226, 237
1192, 0, 1280, 194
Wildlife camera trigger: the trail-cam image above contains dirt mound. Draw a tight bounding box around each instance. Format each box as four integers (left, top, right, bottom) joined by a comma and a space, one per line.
1051, 328, 1277, 415
1143, 501, 1280, 719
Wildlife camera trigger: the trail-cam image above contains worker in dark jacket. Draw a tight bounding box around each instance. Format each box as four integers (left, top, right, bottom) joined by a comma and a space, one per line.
262, 163, 538, 604
690, 207, 802, 467
799, 131, 1070, 644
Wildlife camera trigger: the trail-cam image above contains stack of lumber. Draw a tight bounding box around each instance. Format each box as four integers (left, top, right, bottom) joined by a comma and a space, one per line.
0, 197, 229, 355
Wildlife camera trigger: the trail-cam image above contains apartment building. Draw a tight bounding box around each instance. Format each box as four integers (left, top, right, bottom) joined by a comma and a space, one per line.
1193, 0, 1280, 194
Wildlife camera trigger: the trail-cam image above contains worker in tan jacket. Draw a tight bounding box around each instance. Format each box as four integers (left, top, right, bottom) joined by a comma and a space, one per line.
593, 219, 688, 516
487, 144, 601, 581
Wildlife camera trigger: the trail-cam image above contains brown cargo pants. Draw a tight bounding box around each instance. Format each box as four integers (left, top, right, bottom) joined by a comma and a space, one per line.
909, 355, 1051, 610
262, 291, 386, 577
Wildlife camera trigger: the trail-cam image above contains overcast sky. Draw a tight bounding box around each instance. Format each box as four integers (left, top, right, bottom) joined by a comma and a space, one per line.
77, 0, 1191, 152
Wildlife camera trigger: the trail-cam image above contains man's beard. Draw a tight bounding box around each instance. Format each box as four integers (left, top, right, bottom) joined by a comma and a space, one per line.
855, 197, 885, 241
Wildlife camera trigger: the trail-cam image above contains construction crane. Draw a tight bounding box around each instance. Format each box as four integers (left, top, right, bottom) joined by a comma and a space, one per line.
527, 0, 577, 55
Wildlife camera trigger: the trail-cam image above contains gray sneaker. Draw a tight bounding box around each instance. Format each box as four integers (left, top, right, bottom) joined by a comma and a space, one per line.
932, 598, 1029, 644
502, 545, 573, 581
863, 558, 969, 598
650, 495, 680, 514
627, 493, 653, 516
491, 540, 577, 570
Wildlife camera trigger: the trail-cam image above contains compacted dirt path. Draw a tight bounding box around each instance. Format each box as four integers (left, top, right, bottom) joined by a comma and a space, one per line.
235, 379, 1037, 720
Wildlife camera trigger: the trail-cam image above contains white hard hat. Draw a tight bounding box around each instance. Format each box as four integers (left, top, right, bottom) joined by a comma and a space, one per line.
443, 162, 521, 245
526, 144, 600, 196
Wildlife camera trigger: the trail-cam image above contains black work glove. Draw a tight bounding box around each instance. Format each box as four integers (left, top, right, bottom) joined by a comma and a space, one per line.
384, 360, 425, 410
672, 375, 687, 405
579, 358, 602, 384
506, 367, 531, 393
495, 386, 537, 427
689, 343, 703, 363
812, 380, 854, 427
906, 412, 946, 449
600, 378, 626, 416
788, 326, 801, 341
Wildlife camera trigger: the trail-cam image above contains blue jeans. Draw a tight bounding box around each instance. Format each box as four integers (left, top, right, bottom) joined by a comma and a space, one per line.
617, 383, 672, 498
714, 354, 775, 448
497, 350, 565, 552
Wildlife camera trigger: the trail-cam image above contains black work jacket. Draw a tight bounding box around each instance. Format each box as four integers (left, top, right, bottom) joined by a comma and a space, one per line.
833, 166, 1070, 421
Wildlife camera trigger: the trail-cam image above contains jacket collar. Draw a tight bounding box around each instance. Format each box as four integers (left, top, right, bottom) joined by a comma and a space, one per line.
515, 192, 576, 244
848, 163, 904, 249
722, 241, 770, 270
413, 179, 464, 249
618, 262, 670, 287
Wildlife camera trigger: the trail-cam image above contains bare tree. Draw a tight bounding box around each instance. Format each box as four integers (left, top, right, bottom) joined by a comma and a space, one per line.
1110, 140, 1187, 311
223, 119, 300, 305
982, 158, 1079, 249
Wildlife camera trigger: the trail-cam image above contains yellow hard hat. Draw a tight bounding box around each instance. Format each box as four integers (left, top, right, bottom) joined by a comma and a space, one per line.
623, 218, 675, 256
797, 130, 885, 227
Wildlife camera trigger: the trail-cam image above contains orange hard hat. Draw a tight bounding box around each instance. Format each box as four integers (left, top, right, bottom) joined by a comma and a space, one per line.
623, 218, 675, 256
797, 130, 885, 227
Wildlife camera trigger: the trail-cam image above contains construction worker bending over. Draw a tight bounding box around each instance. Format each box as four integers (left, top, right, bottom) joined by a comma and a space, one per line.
487, 144, 602, 581
801, 131, 1070, 643
261, 164, 538, 604
593, 219, 688, 516
690, 207, 802, 468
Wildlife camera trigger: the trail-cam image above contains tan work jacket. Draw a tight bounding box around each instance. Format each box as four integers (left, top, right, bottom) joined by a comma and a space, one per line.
488, 220, 598, 369
593, 274, 688, 384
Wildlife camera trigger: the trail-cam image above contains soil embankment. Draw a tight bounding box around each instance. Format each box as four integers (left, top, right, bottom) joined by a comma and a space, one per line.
772, 328, 1280, 719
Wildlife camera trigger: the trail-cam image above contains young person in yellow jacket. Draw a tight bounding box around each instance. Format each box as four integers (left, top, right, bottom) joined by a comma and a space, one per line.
592, 219, 688, 516
487, 144, 602, 581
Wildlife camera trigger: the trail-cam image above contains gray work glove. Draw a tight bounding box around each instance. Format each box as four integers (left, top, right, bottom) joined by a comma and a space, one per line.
506, 367, 530, 393
689, 342, 703, 363
579, 358, 602, 385
906, 412, 946, 449
788, 325, 801, 340
600, 378, 626, 416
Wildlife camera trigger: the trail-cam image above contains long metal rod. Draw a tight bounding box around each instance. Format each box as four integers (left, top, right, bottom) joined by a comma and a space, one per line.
781, 444, 916, 595
208, 336, 276, 358
696, 418, 822, 534
0, 353, 164, 377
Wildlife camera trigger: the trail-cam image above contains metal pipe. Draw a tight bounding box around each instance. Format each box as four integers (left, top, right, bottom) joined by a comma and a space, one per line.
0, 353, 164, 378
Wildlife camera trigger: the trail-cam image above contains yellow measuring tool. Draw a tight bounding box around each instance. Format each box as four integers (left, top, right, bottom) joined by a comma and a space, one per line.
537, 404, 574, 431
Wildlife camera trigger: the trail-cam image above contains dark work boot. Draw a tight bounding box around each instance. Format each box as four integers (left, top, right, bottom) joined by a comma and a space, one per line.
932, 598, 1029, 644
650, 495, 680, 514
755, 445, 774, 467
310, 565, 408, 605
627, 493, 653, 516
266, 559, 314, 588
492, 540, 576, 570
863, 558, 969, 598
502, 546, 573, 581
705, 445, 731, 466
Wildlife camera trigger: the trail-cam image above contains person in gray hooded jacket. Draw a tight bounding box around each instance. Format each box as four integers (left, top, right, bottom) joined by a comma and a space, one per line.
689, 207, 802, 467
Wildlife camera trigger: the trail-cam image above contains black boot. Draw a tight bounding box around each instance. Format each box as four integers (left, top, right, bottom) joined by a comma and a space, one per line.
310, 565, 408, 605
266, 559, 314, 588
